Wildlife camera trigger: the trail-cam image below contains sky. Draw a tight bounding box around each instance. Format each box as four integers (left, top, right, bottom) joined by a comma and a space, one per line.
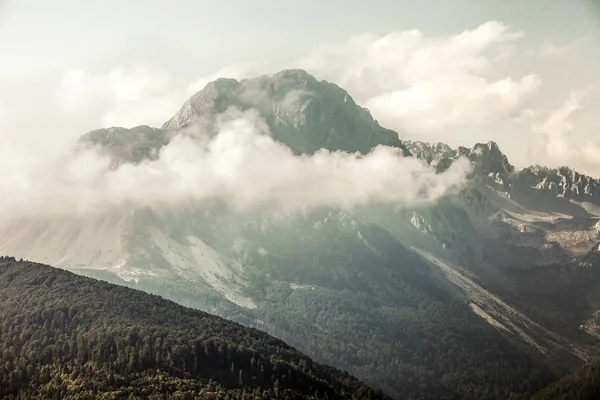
1, 0, 600, 178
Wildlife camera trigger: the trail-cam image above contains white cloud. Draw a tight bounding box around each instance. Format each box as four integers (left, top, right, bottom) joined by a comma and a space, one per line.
531, 92, 600, 176
178, 22, 598, 169
59, 67, 184, 128
0, 110, 471, 217
0, 21, 553, 154
290, 21, 540, 134
536, 37, 588, 59
364, 74, 540, 132
174, 22, 540, 137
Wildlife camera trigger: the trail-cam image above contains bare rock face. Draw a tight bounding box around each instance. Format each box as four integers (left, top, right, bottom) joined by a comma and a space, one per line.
517, 165, 600, 204
406, 139, 600, 206
404, 140, 513, 193
77, 125, 169, 166
468, 142, 514, 193
469, 142, 514, 177
162, 69, 410, 156
403, 141, 458, 173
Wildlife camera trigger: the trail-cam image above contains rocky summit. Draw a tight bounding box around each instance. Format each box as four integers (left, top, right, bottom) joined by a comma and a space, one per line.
162, 69, 410, 156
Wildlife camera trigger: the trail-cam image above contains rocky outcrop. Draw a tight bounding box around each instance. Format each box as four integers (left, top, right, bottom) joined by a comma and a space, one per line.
405, 140, 513, 192
77, 125, 169, 166
406, 140, 600, 205
403, 141, 457, 173
515, 166, 600, 204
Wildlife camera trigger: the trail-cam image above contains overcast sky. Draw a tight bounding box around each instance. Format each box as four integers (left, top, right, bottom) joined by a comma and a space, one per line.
1, 0, 600, 174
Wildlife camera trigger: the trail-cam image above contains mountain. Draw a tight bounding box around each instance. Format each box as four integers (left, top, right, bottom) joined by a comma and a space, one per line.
404, 140, 514, 191
3, 69, 600, 399
77, 125, 170, 166
402, 140, 600, 350
405, 140, 600, 206
0, 204, 559, 399
515, 165, 600, 204
0, 257, 386, 399
162, 69, 410, 156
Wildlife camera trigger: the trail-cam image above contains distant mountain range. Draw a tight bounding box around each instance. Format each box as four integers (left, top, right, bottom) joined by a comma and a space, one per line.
3, 69, 600, 399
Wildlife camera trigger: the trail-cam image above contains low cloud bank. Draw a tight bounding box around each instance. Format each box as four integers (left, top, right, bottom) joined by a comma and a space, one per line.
0, 112, 471, 217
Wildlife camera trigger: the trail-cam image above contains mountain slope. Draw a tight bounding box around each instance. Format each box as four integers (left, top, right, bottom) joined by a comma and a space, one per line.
532, 360, 600, 400
0, 257, 386, 400
402, 140, 600, 352
0, 205, 559, 399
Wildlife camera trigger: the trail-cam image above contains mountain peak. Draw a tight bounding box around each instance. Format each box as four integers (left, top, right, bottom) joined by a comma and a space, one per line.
273, 68, 316, 82
487, 140, 500, 150
515, 164, 600, 202
204, 77, 240, 90
480, 141, 502, 157
404, 140, 513, 178
469, 141, 514, 177
162, 69, 409, 156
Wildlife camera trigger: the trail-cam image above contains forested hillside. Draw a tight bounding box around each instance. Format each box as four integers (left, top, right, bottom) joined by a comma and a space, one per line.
532, 360, 600, 400
0, 257, 385, 399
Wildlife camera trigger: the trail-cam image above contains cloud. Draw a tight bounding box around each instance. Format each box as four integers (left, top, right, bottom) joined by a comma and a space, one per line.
290, 21, 540, 134
1, 19, 593, 207
0, 21, 566, 160
175, 22, 540, 137
59, 67, 184, 128
0, 65, 188, 156
538, 41, 572, 59
0, 110, 471, 217
363, 74, 540, 132
531, 37, 590, 60
178, 21, 595, 168
531, 92, 600, 176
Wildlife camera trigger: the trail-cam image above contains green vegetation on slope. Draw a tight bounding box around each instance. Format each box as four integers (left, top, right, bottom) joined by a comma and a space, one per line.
0, 257, 386, 400
532, 360, 600, 400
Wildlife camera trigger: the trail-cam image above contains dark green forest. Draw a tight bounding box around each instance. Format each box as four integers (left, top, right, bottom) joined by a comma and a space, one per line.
3, 255, 599, 400
532, 360, 600, 400
0, 257, 386, 400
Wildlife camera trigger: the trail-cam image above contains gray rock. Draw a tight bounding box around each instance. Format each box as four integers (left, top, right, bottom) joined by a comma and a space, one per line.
77, 125, 170, 166
162, 69, 410, 156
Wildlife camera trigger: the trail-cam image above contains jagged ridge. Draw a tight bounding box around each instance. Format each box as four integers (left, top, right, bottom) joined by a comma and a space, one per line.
405, 140, 600, 204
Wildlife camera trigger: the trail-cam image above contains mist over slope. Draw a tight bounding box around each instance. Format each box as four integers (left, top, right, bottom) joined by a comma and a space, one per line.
0, 71, 471, 217
3, 69, 600, 399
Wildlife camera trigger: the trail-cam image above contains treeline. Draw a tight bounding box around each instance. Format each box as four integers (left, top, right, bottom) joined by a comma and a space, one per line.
0, 258, 387, 399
